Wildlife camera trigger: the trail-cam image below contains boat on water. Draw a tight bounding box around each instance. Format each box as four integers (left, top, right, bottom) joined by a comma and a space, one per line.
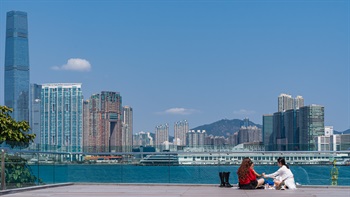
139, 154, 179, 166
177, 152, 350, 165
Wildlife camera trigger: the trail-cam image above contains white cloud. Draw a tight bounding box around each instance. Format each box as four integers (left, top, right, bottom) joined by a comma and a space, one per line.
160, 108, 197, 115
52, 58, 91, 72
233, 109, 256, 115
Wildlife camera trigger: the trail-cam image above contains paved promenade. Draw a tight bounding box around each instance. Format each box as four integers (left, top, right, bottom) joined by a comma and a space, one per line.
0, 183, 349, 197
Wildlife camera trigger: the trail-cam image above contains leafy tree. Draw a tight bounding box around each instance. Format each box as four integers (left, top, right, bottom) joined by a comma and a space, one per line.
0, 105, 35, 148
0, 105, 41, 189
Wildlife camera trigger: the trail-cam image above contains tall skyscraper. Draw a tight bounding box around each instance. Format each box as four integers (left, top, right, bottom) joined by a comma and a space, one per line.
122, 106, 133, 152
4, 11, 30, 122
83, 91, 123, 153
29, 84, 42, 144
278, 93, 293, 112
174, 120, 189, 146
284, 109, 298, 150
262, 114, 273, 151
41, 83, 83, 152
298, 105, 324, 151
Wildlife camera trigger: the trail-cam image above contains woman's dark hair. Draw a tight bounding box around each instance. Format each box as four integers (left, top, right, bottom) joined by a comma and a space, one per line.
277, 157, 289, 169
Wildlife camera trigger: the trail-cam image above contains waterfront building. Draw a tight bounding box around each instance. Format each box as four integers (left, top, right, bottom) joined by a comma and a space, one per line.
41, 83, 83, 152
330, 134, 341, 151
29, 84, 42, 144
278, 93, 293, 112
4, 11, 30, 122
155, 124, 169, 150
174, 120, 189, 146
262, 114, 273, 150
298, 105, 325, 151
340, 134, 350, 150
316, 133, 349, 151
83, 91, 123, 153
316, 135, 331, 151
133, 131, 153, 147
122, 106, 133, 152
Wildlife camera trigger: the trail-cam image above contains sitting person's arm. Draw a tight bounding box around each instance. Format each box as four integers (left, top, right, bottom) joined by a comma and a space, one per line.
252, 169, 261, 177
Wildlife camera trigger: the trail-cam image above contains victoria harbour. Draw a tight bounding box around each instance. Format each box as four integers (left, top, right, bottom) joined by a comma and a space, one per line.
29, 164, 349, 186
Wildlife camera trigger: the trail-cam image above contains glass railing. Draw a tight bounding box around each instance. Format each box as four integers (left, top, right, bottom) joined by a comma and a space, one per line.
0, 143, 349, 190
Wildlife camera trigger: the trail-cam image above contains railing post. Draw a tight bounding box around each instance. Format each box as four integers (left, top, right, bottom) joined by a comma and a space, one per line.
1, 149, 5, 190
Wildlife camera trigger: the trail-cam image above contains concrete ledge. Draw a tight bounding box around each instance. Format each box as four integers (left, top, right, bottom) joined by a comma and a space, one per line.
0, 182, 74, 195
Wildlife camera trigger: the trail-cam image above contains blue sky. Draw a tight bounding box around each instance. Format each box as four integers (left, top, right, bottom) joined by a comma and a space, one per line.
0, 0, 349, 134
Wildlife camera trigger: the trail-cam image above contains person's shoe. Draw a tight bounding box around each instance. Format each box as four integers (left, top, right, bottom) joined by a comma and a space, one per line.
219, 172, 225, 187
224, 172, 233, 187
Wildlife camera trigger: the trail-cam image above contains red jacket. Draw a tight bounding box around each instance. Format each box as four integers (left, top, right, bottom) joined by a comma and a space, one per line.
238, 168, 256, 185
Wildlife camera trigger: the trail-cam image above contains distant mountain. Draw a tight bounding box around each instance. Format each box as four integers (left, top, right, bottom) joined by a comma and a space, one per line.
191, 119, 262, 137
334, 129, 350, 135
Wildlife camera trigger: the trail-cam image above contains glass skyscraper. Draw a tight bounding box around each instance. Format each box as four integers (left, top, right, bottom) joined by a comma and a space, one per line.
4, 11, 30, 122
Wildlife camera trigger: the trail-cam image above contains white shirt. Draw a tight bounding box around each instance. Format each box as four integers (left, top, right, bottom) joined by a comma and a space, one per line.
265, 165, 293, 181
265, 165, 296, 189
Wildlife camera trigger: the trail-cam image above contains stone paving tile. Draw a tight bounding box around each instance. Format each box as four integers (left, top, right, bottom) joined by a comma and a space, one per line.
1, 184, 349, 197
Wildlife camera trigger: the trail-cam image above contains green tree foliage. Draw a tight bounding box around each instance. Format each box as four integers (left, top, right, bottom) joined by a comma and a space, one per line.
0, 105, 35, 148
3, 155, 43, 189
0, 105, 41, 189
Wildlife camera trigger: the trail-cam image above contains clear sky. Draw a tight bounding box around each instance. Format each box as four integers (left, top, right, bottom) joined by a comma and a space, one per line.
0, 0, 349, 134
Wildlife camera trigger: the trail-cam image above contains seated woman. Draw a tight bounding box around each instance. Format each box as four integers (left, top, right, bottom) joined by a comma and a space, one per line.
262, 157, 297, 190
237, 157, 265, 189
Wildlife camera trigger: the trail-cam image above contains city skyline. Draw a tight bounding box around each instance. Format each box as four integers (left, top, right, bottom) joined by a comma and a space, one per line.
0, 1, 349, 134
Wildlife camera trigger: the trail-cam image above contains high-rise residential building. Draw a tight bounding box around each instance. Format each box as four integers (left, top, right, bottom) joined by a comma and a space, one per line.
41, 83, 83, 152
133, 131, 153, 146
4, 11, 30, 122
174, 120, 189, 146
83, 91, 122, 153
155, 124, 169, 146
29, 84, 42, 144
238, 126, 262, 144
262, 114, 273, 150
228, 132, 239, 146
294, 95, 304, 109
186, 130, 206, 147
298, 105, 325, 151
122, 106, 133, 152
278, 93, 293, 112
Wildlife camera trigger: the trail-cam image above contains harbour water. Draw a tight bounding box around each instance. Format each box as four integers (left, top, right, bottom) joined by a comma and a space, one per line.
29, 164, 350, 186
